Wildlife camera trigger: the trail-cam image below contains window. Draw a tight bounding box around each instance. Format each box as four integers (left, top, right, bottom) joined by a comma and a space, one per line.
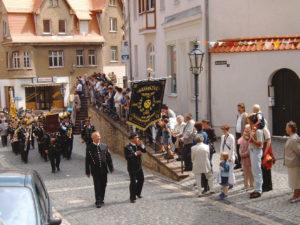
58, 20, 66, 34
24, 51, 31, 68
50, 0, 58, 7
3, 20, 8, 37
111, 46, 118, 61
12, 51, 20, 69
6, 52, 9, 68
168, 45, 177, 94
79, 21, 89, 35
76, 49, 84, 66
139, 0, 155, 13
43, 20, 51, 34
109, 0, 116, 6
88, 49, 96, 65
146, 43, 155, 74
109, 18, 117, 32
49, 50, 64, 68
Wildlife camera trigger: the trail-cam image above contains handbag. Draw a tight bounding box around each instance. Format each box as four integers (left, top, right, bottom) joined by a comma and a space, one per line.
262, 145, 276, 170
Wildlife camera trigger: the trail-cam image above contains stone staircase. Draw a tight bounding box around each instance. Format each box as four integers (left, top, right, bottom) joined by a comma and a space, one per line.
89, 106, 191, 181
74, 91, 89, 135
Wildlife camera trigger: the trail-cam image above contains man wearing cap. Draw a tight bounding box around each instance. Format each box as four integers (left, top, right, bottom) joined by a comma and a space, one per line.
124, 133, 147, 203
86, 131, 114, 208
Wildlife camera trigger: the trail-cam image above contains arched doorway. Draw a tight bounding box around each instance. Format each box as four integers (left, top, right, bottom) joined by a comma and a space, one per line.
272, 69, 300, 135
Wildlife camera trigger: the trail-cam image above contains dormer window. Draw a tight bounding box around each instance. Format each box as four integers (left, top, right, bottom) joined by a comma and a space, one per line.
50, 0, 58, 7
109, 0, 116, 6
43, 20, 51, 34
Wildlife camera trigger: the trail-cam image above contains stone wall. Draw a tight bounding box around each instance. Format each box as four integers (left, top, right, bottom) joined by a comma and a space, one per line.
89, 108, 181, 181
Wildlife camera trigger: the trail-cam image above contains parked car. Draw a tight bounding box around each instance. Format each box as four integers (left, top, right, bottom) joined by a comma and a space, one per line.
0, 169, 62, 225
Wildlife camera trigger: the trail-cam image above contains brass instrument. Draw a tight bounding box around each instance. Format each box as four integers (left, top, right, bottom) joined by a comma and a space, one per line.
67, 126, 72, 139
12, 127, 20, 143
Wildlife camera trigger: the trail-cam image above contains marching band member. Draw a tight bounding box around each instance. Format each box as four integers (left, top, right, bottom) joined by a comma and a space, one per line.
81, 118, 96, 147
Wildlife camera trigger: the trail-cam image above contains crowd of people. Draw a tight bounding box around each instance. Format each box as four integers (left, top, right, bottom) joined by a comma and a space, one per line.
0, 109, 97, 174
79, 72, 300, 203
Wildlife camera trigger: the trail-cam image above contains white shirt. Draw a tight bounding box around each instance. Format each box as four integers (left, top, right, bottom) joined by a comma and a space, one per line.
114, 92, 123, 108
236, 114, 242, 133
76, 83, 83, 92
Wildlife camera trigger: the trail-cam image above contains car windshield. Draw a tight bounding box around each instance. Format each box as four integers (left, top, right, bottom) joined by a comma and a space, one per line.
0, 187, 37, 225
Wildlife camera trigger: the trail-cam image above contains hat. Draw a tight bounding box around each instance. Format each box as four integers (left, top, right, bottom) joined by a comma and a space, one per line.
128, 132, 138, 140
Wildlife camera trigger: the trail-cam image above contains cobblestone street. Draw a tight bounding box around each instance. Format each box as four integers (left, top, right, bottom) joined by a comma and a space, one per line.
0, 136, 299, 225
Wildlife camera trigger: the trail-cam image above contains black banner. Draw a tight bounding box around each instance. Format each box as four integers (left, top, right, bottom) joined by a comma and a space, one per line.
127, 79, 166, 131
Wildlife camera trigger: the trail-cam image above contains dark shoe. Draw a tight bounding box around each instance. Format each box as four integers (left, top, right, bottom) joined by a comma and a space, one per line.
202, 190, 208, 195
96, 202, 101, 208
56, 167, 60, 171
262, 188, 272, 192
250, 192, 261, 199
228, 185, 233, 190
52, 170, 55, 173
130, 199, 136, 203
137, 195, 142, 199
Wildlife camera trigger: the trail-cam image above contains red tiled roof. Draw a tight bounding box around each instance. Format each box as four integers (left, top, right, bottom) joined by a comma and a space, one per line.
210, 36, 300, 53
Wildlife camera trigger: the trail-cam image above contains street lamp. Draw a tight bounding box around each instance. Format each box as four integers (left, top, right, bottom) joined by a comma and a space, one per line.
188, 41, 205, 121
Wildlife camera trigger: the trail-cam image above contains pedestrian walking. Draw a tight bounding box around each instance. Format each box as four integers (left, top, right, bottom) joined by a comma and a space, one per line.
124, 132, 146, 203
191, 134, 214, 197
284, 121, 300, 203
86, 131, 114, 208
0, 119, 8, 147
46, 133, 63, 173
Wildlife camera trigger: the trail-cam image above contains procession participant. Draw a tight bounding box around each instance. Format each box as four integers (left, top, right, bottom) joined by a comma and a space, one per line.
0, 117, 8, 147
65, 116, 74, 160
40, 129, 50, 162
18, 122, 28, 163
81, 118, 96, 147
33, 121, 44, 157
46, 133, 62, 173
86, 131, 114, 208
8, 119, 19, 155
124, 132, 147, 203
59, 114, 68, 158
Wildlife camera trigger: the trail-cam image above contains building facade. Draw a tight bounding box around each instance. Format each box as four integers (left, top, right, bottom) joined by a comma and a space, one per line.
125, 0, 207, 119
0, 0, 124, 111
209, 0, 300, 135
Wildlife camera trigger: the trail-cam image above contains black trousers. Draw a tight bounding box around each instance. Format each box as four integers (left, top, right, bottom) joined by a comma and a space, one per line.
11, 142, 19, 154
92, 171, 107, 203
183, 144, 193, 171
235, 133, 242, 168
66, 139, 73, 159
262, 166, 273, 192
49, 152, 61, 171
20, 143, 28, 163
41, 147, 48, 161
31, 137, 35, 149
1, 135, 7, 147
129, 169, 144, 200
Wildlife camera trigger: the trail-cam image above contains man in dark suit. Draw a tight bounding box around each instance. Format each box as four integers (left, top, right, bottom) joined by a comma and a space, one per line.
124, 132, 146, 203
86, 131, 114, 208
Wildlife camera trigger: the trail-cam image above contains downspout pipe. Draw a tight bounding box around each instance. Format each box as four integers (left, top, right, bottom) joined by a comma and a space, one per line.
204, 0, 212, 122
127, 0, 133, 82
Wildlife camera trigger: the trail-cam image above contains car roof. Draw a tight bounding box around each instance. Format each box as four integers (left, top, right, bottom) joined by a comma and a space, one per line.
0, 168, 36, 187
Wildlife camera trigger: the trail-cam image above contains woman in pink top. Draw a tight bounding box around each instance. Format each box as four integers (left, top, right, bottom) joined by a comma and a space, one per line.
238, 124, 254, 190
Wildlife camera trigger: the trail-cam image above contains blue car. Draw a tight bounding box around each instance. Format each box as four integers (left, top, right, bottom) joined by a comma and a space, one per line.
0, 169, 62, 225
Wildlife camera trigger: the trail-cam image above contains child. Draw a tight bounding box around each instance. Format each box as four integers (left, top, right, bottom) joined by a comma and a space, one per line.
253, 104, 265, 129
219, 152, 230, 200
238, 124, 254, 190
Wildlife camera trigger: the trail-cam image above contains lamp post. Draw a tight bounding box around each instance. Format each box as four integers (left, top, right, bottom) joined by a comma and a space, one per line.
188, 41, 205, 121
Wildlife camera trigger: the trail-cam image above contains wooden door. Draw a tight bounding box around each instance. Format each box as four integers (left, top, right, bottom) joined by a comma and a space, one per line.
272, 69, 300, 135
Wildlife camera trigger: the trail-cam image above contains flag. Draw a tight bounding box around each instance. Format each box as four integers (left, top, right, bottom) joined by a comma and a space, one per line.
127, 79, 166, 131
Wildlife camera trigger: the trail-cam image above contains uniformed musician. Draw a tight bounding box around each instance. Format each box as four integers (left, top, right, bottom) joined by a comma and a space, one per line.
81, 118, 96, 147
124, 132, 147, 203
46, 133, 63, 173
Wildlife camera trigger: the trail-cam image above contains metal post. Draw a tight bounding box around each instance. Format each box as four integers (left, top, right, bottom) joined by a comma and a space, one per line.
194, 73, 199, 121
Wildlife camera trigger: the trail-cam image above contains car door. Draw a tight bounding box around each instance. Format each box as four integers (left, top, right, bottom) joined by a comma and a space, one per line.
34, 174, 50, 224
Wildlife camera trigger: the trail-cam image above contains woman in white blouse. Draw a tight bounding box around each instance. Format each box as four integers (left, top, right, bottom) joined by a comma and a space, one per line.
220, 124, 236, 186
